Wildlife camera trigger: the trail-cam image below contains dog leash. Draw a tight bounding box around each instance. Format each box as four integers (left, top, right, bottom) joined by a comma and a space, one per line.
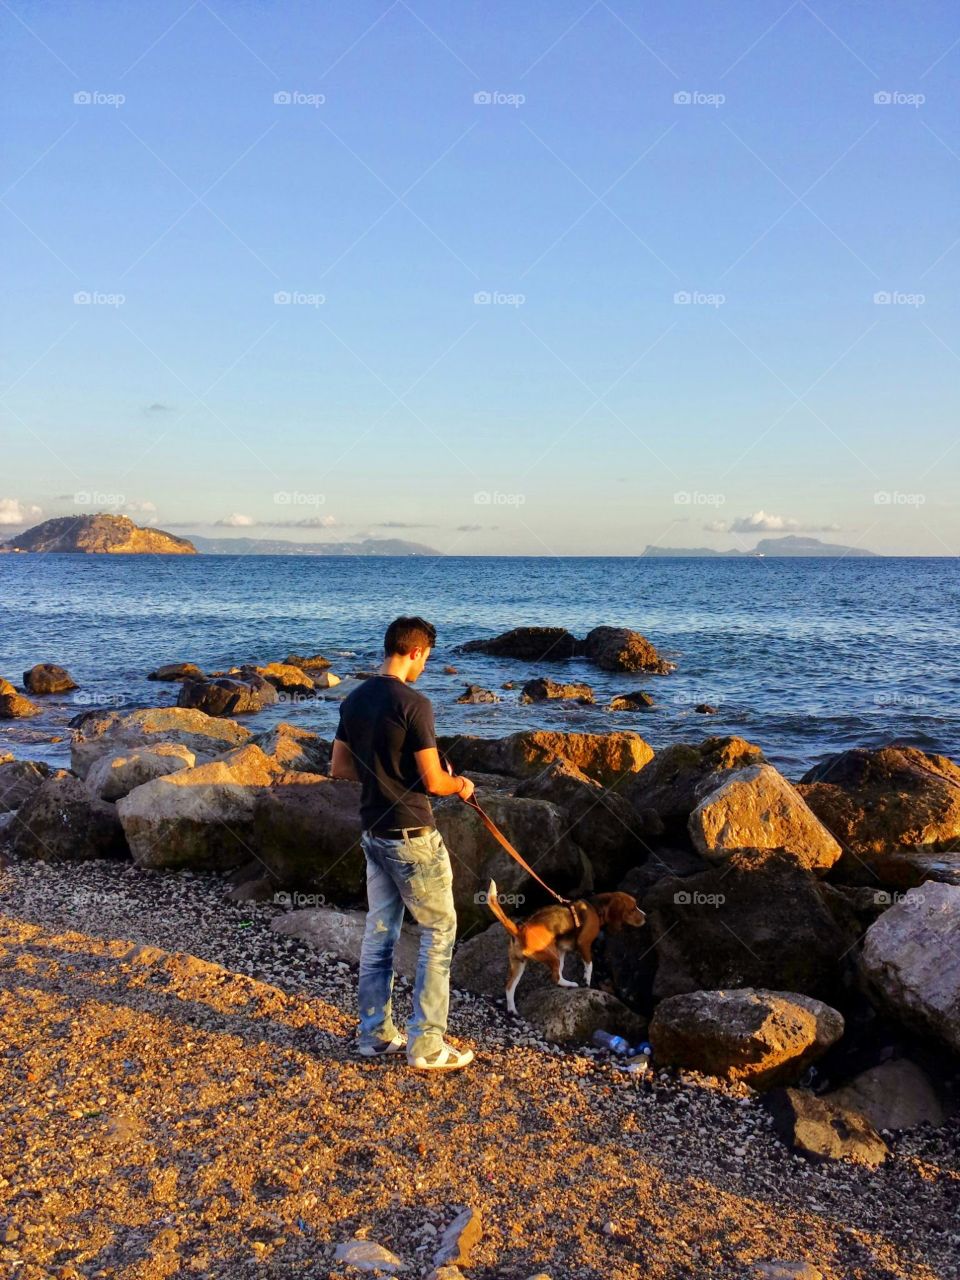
463, 793, 582, 923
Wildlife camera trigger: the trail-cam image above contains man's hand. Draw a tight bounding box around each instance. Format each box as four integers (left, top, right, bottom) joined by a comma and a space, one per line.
456, 775, 475, 802
415, 747, 474, 799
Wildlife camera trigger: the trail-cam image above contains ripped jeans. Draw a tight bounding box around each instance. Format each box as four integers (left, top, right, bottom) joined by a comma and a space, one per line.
357, 827, 458, 1060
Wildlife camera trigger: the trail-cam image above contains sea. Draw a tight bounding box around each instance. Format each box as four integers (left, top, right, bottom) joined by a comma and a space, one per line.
1, 554, 957, 779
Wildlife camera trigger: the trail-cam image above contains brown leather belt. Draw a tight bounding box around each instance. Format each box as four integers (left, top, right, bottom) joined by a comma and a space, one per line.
367, 824, 434, 839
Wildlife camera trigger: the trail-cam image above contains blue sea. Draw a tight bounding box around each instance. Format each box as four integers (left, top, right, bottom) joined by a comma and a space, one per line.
1, 554, 957, 778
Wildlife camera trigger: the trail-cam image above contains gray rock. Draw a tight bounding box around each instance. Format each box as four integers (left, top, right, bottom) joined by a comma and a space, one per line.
450, 922, 553, 999
85, 742, 196, 801
11, 775, 129, 863
271, 907, 420, 980
754, 1264, 823, 1280
0, 759, 61, 812
23, 663, 77, 694
433, 1206, 481, 1267
763, 1088, 888, 1167
332, 1238, 405, 1272
71, 706, 252, 779
515, 985, 644, 1046
826, 1058, 946, 1131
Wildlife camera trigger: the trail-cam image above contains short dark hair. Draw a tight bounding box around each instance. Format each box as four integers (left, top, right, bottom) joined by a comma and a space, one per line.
384, 615, 437, 656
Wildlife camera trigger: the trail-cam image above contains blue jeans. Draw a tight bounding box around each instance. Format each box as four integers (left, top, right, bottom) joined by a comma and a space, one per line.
357, 827, 458, 1060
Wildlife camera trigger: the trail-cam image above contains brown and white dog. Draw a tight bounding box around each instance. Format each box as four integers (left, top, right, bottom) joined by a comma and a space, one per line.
485, 879, 646, 1014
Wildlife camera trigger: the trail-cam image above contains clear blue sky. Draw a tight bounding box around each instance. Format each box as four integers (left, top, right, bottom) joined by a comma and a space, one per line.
2, 0, 958, 554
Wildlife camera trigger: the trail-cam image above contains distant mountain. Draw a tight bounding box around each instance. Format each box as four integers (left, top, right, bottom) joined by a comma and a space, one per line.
3, 514, 196, 555
190, 534, 442, 556
642, 535, 878, 558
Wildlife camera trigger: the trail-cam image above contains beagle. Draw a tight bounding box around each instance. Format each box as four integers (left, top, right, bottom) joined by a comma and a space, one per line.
485, 880, 646, 1014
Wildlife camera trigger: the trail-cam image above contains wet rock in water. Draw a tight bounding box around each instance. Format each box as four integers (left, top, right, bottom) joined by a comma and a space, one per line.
689, 764, 842, 875
695, 703, 718, 714
23, 663, 78, 695
456, 684, 500, 704
439, 729, 653, 787
825, 1057, 946, 1131
645, 858, 858, 1001
332, 1238, 405, 1273
649, 988, 844, 1088
283, 651, 331, 670
84, 742, 196, 801
310, 670, 341, 689
71, 706, 252, 778
271, 906, 420, 979
860, 881, 960, 1053
451, 921, 553, 999
253, 722, 331, 774
0, 759, 63, 812
250, 661, 316, 694
520, 677, 594, 704
608, 691, 655, 711
516, 986, 645, 1046
433, 1206, 482, 1268
582, 625, 675, 674
619, 736, 766, 840
11, 775, 129, 862
799, 745, 960, 888
0, 678, 40, 720
460, 626, 580, 662
444, 664, 459, 675
147, 662, 204, 682
177, 672, 278, 716
250, 774, 365, 898
762, 1087, 888, 1167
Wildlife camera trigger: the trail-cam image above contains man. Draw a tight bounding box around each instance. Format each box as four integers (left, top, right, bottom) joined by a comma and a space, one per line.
330, 616, 477, 1072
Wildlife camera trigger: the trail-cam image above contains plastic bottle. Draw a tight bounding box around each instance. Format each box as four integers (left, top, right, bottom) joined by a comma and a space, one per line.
591, 1029, 630, 1054
630, 1040, 652, 1058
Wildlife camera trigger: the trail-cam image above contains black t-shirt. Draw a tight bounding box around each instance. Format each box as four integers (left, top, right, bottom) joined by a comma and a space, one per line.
334, 675, 437, 830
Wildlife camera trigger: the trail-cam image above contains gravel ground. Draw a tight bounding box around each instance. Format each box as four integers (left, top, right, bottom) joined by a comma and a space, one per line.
1, 854, 958, 1280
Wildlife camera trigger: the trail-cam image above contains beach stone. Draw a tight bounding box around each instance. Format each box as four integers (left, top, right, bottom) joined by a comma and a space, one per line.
332, 1238, 404, 1273
455, 684, 500, 704
23, 663, 77, 694
826, 1058, 945, 1131
434, 794, 592, 932
860, 881, 960, 1053
84, 742, 196, 801
284, 651, 331, 670
582, 625, 674, 674
439, 729, 653, 787
619, 736, 766, 839
645, 858, 857, 1000
763, 1088, 888, 1167
271, 906, 420, 979
147, 662, 204, 682
311, 670, 341, 689
609, 691, 655, 711
649, 989, 844, 1089
450, 922, 553, 998
116, 744, 284, 871
11, 775, 129, 863
799, 746, 960, 887
253, 722, 331, 773
460, 626, 580, 662
250, 775, 365, 898
252, 661, 316, 693
71, 706, 252, 779
689, 764, 842, 874
515, 985, 645, 1046
0, 759, 61, 812
177, 672, 278, 716
520, 677, 594, 704
0, 679, 40, 719
433, 1206, 482, 1268
754, 1263, 823, 1280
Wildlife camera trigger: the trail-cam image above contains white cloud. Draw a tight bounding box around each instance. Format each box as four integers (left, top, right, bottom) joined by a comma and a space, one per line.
0, 498, 42, 526
269, 515, 337, 529
706, 510, 841, 534
216, 513, 257, 527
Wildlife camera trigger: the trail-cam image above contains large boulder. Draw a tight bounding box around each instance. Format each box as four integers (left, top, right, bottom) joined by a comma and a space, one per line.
434, 794, 592, 932
459, 627, 580, 662
825, 1058, 946, 1132
71, 706, 252, 779
284, 652, 331, 670
649, 989, 844, 1089
645, 858, 858, 1001
116, 744, 284, 871
515, 985, 645, 1046
619, 736, 766, 840
253, 723, 332, 774
581, 626, 674, 674
514, 758, 646, 885
0, 677, 39, 719
11, 775, 128, 862
763, 1089, 888, 1167
450, 921, 553, 998
271, 906, 420, 979
689, 764, 842, 875
799, 746, 960, 888
249, 775, 365, 899
439, 730, 653, 787
23, 663, 77, 694
519, 677, 594, 704
860, 881, 960, 1053
84, 742, 196, 801
0, 759, 64, 812
248, 662, 316, 694
177, 673, 278, 716
147, 662, 205, 682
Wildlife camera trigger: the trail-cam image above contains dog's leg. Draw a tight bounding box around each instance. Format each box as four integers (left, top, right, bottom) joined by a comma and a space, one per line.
555, 949, 578, 989
505, 955, 526, 1015
583, 959, 593, 988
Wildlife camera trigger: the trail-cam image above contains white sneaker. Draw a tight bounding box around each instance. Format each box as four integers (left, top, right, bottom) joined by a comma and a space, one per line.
357, 1032, 406, 1058
409, 1041, 475, 1072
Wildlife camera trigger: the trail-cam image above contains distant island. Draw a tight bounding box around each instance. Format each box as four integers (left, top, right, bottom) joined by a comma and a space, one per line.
3, 515, 197, 555
642, 535, 879, 558
190, 535, 441, 556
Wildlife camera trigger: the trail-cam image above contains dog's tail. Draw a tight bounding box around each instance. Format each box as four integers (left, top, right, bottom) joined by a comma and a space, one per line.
485, 879, 519, 935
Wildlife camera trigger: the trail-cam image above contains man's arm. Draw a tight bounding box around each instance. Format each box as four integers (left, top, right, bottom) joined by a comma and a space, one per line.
330, 738, 360, 782
415, 747, 475, 801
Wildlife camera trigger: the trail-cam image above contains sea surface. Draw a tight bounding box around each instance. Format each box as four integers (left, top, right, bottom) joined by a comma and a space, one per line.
1, 554, 957, 778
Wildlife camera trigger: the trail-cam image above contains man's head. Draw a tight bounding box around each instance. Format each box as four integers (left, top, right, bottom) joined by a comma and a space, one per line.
383, 616, 437, 682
